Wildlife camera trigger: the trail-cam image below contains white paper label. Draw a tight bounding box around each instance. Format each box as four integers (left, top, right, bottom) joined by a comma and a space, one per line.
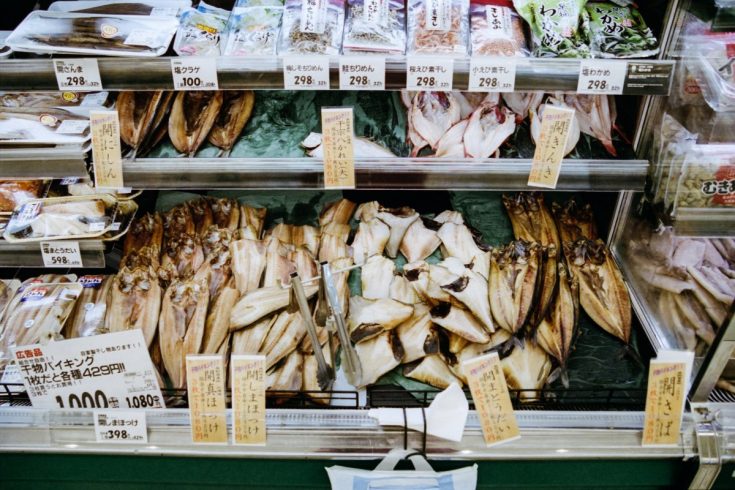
339, 57, 385, 90
80, 92, 108, 107
88, 221, 107, 233
406, 58, 454, 91
363, 0, 388, 24
150, 7, 179, 17
54, 59, 103, 92
124, 30, 161, 48
1, 364, 24, 393
171, 58, 219, 90
484, 6, 513, 38
425, 0, 451, 31
283, 57, 331, 90
300, 0, 327, 34
577, 60, 627, 95
56, 119, 90, 135
469, 58, 516, 92
40, 241, 83, 268
94, 410, 148, 444
12, 330, 164, 410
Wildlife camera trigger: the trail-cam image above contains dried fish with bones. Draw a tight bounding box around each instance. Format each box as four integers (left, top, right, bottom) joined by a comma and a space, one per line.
207, 91, 255, 157
488, 240, 540, 335
169, 91, 223, 156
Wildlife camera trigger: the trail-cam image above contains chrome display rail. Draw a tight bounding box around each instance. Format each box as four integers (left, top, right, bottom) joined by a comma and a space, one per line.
0, 240, 106, 268
0, 147, 87, 180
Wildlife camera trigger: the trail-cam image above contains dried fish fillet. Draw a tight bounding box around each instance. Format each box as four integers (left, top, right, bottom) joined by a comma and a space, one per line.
65, 275, 114, 338
503, 193, 560, 248
348, 296, 414, 343
536, 263, 579, 368
404, 355, 462, 389
361, 255, 395, 300
355, 331, 404, 388
229, 238, 267, 295
117, 91, 166, 152
169, 91, 223, 156
208, 197, 240, 231
488, 241, 540, 334
188, 198, 214, 237
320, 199, 356, 227
230, 284, 317, 330
232, 315, 276, 355
106, 267, 161, 347
123, 212, 163, 258
351, 218, 390, 265
201, 278, 239, 354
267, 351, 303, 392
390, 274, 421, 305
439, 260, 495, 332
552, 199, 597, 243
377, 207, 420, 258
291, 225, 321, 257
207, 90, 255, 154
261, 311, 307, 370
430, 302, 490, 344
396, 304, 439, 363
400, 218, 441, 262
161, 232, 204, 278
263, 236, 296, 287
240, 204, 267, 240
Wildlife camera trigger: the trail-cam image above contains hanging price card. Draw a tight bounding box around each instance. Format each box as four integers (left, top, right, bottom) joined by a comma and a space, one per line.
462, 352, 519, 446
94, 410, 148, 444
54, 59, 103, 92
41, 241, 82, 268
321, 107, 355, 189
90, 110, 124, 190
171, 58, 219, 90
406, 58, 454, 91
232, 355, 266, 445
468, 58, 516, 92
642, 351, 692, 447
283, 56, 331, 90
577, 60, 626, 95
527, 105, 576, 189
186, 355, 228, 444
339, 57, 385, 90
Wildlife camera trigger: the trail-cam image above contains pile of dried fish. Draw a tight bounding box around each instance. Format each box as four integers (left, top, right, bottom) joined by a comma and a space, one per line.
117, 90, 255, 158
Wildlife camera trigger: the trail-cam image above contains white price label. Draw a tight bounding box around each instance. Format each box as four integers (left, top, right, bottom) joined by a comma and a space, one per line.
171, 58, 219, 90
577, 60, 627, 95
11, 330, 165, 410
283, 57, 331, 90
94, 410, 148, 444
56, 119, 90, 135
406, 58, 454, 91
339, 57, 385, 90
40, 241, 83, 268
54, 59, 103, 92
468, 58, 516, 92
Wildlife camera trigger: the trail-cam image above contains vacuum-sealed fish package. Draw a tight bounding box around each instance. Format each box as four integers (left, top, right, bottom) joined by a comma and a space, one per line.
0, 181, 48, 213
48, 0, 188, 16
586, 2, 659, 58
343, 0, 406, 55
0, 108, 92, 146
64, 275, 114, 339
223, 0, 284, 56
0, 91, 110, 109
470, 0, 529, 56
407, 0, 470, 56
278, 0, 345, 55
512, 0, 590, 58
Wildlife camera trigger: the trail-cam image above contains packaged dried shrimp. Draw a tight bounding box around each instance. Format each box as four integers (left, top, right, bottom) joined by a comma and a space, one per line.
407, 0, 470, 56
470, 0, 529, 56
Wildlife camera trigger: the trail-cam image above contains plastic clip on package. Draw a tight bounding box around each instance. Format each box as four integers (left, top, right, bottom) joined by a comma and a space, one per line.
470, 0, 529, 56
5, 11, 178, 57
174, 2, 231, 56
407, 0, 470, 56
223, 0, 284, 56
342, 0, 406, 55
512, 0, 590, 58
278, 0, 345, 55
585, 1, 659, 58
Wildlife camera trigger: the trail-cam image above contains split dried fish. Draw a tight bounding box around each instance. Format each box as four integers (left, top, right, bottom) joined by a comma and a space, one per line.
229, 238, 267, 295
106, 267, 161, 347
320, 199, 356, 227
291, 225, 321, 257
161, 232, 204, 278
169, 91, 223, 156
123, 212, 163, 258
496, 329, 552, 401
404, 355, 462, 389
240, 204, 267, 240
188, 198, 214, 237
318, 233, 352, 263
463, 101, 516, 158
361, 255, 396, 300
530, 98, 581, 157
355, 330, 404, 388
410, 92, 461, 152
503, 193, 560, 248
396, 304, 439, 363
66, 275, 114, 338
563, 94, 617, 157
263, 236, 296, 288
201, 226, 234, 259
400, 218, 442, 263
528, 245, 558, 330
230, 284, 317, 330
536, 263, 579, 371
377, 207, 420, 258
430, 302, 490, 344
434, 210, 464, 225
232, 315, 276, 355
351, 218, 390, 265
267, 350, 303, 392
488, 241, 540, 334
348, 296, 414, 343
194, 246, 231, 301
552, 199, 597, 243
355, 201, 380, 222
435, 120, 469, 158
163, 204, 195, 245
390, 274, 421, 305
208, 197, 240, 231
289, 247, 318, 281
208, 90, 255, 156
436, 222, 488, 274
201, 277, 239, 354
261, 310, 307, 370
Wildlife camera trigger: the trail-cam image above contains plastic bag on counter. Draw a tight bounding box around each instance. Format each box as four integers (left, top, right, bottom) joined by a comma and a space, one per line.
0, 107, 91, 146
0, 181, 49, 213
5, 11, 178, 57
174, 3, 231, 56
48, 0, 189, 16
684, 37, 735, 113
63, 275, 114, 339
513, 0, 591, 58
407, 0, 470, 56
278, 0, 345, 55
3, 195, 118, 243
342, 0, 406, 55
470, 0, 529, 56
585, 2, 658, 58
673, 144, 735, 213
0, 91, 110, 109
223, 0, 284, 56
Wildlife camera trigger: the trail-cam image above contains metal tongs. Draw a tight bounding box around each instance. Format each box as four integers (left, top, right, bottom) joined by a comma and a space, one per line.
321, 261, 363, 387
289, 271, 334, 391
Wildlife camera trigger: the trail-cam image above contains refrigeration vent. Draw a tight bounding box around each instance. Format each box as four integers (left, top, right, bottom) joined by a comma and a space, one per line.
709, 388, 735, 403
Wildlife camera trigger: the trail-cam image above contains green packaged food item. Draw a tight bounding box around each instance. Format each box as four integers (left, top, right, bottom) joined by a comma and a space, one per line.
586, 2, 659, 58
513, 0, 591, 58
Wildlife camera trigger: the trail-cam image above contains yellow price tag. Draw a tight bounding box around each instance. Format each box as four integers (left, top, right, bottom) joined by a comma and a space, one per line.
186, 355, 228, 444
642, 361, 686, 446
321, 107, 356, 189
231, 355, 266, 445
462, 352, 520, 446
90, 110, 123, 190
528, 105, 576, 189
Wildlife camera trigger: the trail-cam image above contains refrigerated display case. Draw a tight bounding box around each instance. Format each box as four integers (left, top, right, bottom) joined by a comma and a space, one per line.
0, 1, 733, 489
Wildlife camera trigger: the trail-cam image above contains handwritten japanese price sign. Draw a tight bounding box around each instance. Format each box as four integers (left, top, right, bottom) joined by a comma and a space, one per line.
54, 59, 103, 92
462, 352, 520, 446
577, 60, 626, 95
642, 361, 687, 446
406, 58, 454, 91
171, 58, 219, 90
186, 355, 228, 444
231, 355, 266, 445
41, 241, 82, 268
321, 107, 356, 189
339, 57, 385, 90
528, 105, 576, 189
11, 330, 164, 410
468, 57, 516, 92
283, 56, 331, 90
90, 110, 124, 190
94, 410, 148, 444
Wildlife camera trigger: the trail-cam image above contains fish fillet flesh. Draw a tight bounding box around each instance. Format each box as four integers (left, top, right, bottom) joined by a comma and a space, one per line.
348, 296, 414, 343
229, 238, 267, 295
355, 331, 404, 388
106, 267, 161, 347
361, 255, 395, 300
351, 218, 390, 265
404, 355, 462, 389
400, 218, 441, 262
377, 207, 420, 258
230, 284, 317, 330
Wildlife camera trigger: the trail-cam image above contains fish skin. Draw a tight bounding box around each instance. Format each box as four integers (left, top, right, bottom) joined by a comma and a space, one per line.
201, 277, 239, 354
230, 284, 317, 330
136, 91, 175, 157
261, 311, 307, 370
168, 91, 224, 156
430, 302, 491, 343
117, 91, 166, 151
463, 102, 516, 158
377, 207, 420, 259
207, 90, 255, 152
355, 330, 404, 388
208, 197, 240, 231
240, 205, 267, 240
229, 238, 267, 295
351, 218, 390, 265
489, 241, 541, 334
320, 199, 357, 227
404, 355, 462, 389
528, 245, 558, 331
348, 296, 414, 343
361, 255, 395, 300
123, 212, 163, 258
106, 267, 161, 347
232, 315, 276, 354
400, 218, 442, 263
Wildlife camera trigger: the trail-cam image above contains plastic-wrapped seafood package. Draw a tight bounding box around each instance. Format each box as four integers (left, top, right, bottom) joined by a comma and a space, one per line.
649, 113, 697, 208
174, 3, 230, 56
407, 0, 470, 56
5, 11, 179, 57
585, 2, 658, 59
673, 144, 735, 213
278, 0, 345, 55
0, 181, 48, 213
223, 0, 284, 56
684, 37, 735, 113
3, 195, 118, 243
48, 0, 189, 16
64, 275, 114, 339
0, 107, 92, 146
342, 0, 406, 55
0, 91, 110, 109
470, 0, 529, 57
512, 0, 590, 58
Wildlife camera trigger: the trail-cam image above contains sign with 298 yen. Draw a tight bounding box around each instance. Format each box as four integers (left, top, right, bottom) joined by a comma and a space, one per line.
11, 330, 164, 410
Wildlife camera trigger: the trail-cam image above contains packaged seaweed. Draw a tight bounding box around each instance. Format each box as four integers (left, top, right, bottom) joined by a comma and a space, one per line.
278, 0, 345, 55
223, 0, 284, 56
585, 2, 659, 58
173, 3, 230, 56
470, 0, 529, 56
512, 0, 590, 58
343, 0, 406, 55
407, 0, 470, 56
